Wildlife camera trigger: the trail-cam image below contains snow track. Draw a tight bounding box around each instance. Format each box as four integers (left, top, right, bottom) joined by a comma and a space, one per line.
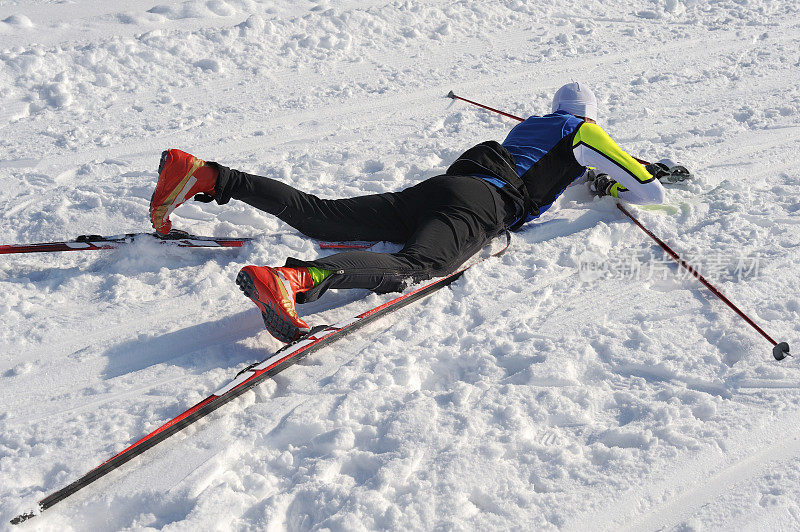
570, 406, 800, 530
2, 0, 800, 529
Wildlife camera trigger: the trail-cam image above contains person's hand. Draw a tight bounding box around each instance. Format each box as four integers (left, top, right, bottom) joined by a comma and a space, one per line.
646, 159, 692, 184
586, 169, 616, 197
645, 162, 670, 180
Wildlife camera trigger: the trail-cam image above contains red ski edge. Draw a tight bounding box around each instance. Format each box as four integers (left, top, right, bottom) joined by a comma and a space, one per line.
10, 232, 511, 525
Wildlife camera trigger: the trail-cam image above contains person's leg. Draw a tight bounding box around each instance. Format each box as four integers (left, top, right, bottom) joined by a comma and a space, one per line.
286, 176, 506, 302
236, 214, 491, 342
210, 163, 415, 243
236, 175, 505, 342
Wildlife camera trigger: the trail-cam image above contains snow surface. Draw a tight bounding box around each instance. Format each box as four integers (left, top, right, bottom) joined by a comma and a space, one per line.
2, 0, 800, 529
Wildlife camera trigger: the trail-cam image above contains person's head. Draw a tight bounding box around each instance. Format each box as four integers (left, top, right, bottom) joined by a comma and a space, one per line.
551, 82, 597, 122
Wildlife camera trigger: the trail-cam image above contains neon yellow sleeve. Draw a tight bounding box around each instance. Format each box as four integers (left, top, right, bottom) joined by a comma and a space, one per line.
573, 123, 654, 183
573, 123, 665, 205
608, 182, 627, 198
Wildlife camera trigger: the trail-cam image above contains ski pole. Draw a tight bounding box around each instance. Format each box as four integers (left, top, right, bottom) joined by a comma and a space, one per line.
446, 90, 652, 166
447, 90, 526, 122
616, 202, 791, 361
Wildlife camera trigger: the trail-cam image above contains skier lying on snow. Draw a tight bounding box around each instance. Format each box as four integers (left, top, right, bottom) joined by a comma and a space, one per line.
149, 82, 666, 343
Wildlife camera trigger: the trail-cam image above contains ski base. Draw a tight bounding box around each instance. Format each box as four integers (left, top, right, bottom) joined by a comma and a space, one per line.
0, 230, 251, 255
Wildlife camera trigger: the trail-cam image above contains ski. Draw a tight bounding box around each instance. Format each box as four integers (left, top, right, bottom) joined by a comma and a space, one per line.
0, 230, 252, 255
11, 232, 511, 525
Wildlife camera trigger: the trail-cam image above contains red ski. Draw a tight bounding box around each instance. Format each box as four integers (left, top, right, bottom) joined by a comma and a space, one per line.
0, 230, 252, 255
10, 232, 510, 524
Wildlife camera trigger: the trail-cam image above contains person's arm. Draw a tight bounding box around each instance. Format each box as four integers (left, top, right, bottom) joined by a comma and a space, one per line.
572, 122, 665, 204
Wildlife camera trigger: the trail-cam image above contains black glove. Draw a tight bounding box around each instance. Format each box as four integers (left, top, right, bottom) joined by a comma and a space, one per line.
646, 161, 692, 184
586, 169, 616, 197
645, 162, 670, 180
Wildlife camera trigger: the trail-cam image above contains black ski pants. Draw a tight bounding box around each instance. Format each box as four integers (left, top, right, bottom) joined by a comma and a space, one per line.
211, 164, 513, 302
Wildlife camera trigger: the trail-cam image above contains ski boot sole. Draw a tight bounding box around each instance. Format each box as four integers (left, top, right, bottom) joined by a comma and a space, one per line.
236, 268, 307, 343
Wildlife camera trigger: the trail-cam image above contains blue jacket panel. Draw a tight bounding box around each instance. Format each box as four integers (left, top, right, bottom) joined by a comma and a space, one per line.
501, 111, 584, 176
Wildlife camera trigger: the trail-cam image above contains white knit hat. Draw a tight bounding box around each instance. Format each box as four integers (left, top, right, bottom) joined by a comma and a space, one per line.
551, 82, 598, 121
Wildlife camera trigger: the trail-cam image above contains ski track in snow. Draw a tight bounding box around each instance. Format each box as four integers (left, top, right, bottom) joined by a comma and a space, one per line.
2, 0, 800, 530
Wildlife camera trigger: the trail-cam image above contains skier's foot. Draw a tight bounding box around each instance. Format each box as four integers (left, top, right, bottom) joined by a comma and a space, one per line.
236, 266, 313, 343
150, 149, 218, 234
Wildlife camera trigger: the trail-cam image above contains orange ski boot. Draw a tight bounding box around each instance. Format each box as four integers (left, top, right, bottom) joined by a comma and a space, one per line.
236, 266, 314, 342
150, 149, 217, 234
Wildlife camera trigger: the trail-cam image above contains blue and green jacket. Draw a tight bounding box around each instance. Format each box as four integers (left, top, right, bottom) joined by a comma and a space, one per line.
448, 111, 665, 228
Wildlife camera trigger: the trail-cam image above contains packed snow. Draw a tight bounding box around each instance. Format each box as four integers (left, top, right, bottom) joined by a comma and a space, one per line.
2, 0, 800, 529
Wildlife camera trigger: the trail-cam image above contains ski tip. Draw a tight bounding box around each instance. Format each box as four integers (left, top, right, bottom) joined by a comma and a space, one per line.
773, 341, 791, 361
446, 90, 455, 99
